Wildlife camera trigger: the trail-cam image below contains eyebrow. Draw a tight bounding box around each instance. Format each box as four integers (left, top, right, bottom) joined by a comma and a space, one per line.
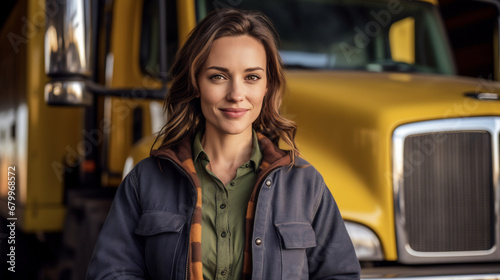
206, 66, 265, 72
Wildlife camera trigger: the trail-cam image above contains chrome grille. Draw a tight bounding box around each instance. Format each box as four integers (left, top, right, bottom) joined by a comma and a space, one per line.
404, 132, 493, 252
393, 117, 500, 264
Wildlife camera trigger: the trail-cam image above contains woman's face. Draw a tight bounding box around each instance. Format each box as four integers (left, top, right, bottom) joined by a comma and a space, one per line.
197, 35, 267, 138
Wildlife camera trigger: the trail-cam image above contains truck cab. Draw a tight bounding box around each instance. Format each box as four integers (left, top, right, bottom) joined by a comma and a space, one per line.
1, 0, 500, 278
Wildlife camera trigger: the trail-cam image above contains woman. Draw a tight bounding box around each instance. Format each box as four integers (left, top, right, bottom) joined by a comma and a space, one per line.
87, 8, 360, 280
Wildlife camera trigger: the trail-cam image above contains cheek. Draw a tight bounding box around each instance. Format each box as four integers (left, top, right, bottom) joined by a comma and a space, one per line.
200, 77, 230, 98
250, 91, 266, 115
255, 85, 267, 106
199, 95, 216, 116
199, 85, 220, 108
198, 90, 213, 117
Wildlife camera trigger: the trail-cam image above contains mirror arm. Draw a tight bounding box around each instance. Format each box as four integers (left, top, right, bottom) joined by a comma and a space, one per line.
45, 79, 166, 107
86, 81, 167, 100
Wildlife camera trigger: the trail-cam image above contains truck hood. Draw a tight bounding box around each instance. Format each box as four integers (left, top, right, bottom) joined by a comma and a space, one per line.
285, 70, 500, 124
284, 70, 500, 260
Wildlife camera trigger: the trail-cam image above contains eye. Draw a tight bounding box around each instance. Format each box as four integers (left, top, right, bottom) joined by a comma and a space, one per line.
247, 74, 261, 81
210, 74, 226, 81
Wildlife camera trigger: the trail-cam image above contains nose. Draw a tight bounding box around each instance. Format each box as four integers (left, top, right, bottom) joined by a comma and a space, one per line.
226, 80, 245, 102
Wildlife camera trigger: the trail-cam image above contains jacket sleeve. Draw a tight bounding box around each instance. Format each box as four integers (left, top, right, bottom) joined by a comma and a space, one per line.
307, 183, 361, 279
86, 169, 147, 280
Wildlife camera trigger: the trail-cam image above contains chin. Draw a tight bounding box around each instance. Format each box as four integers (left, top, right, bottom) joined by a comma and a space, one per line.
223, 129, 248, 135
206, 118, 256, 136
218, 125, 252, 136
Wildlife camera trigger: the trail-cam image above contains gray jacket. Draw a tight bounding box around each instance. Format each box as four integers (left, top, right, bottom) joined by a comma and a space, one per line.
87, 136, 360, 279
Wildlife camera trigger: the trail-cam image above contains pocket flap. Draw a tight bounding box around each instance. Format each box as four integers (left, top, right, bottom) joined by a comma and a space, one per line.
135, 211, 186, 236
275, 222, 317, 249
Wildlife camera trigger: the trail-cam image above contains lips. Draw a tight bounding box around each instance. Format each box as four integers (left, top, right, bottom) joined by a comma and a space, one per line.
220, 108, 249, 118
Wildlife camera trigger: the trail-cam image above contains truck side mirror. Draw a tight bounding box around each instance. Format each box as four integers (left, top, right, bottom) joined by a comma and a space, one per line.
44, 0, 166, 107
45, 0, 95, 106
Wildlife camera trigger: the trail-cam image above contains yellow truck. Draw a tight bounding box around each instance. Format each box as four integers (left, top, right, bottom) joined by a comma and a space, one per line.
1, 0, 500, 279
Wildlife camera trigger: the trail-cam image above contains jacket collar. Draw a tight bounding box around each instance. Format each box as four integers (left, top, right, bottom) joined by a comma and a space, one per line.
150, 132, 291, 177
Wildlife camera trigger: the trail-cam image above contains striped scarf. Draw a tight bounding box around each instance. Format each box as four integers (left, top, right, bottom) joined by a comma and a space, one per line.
241, 133, 291, 279
151, 133, 290, 280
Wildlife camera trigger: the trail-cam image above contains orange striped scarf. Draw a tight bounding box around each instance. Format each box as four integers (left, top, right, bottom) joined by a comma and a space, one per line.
151, 133, 290, 280
241, 133, 291, 279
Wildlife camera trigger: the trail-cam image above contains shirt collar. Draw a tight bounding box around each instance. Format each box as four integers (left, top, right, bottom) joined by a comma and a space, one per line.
192, 130, 207, 163
192, 130, 262, 172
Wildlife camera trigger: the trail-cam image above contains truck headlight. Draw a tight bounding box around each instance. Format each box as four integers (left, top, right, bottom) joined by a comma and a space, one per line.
122, 156, 134, 179
345, 222, 384, 261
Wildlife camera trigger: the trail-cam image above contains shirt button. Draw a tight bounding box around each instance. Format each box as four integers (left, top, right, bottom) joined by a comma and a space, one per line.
220, 204, 226, 209
265, 180, 271, 187
221, 269, 228, 276
230, 181, 235, 186
255, 238, 262, 246
221, 232, 227, 238
245, 163, 249, 168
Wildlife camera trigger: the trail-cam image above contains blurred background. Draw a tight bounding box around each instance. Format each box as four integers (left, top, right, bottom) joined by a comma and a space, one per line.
1, 0, 500, 279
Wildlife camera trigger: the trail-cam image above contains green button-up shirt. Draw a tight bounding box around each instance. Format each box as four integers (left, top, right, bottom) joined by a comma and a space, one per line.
193, 130, 262, 280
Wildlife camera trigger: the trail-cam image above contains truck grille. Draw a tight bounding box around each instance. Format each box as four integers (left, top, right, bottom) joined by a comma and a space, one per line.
393, 118, 500, 264
404, 132, 493, 252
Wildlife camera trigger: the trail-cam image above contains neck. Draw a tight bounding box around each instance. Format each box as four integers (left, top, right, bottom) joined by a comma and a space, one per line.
202, 128, 253, 166
201, 127, 253, 184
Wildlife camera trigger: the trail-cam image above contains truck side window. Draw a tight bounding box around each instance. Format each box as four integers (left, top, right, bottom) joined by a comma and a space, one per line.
196, 0, 455, 75
140, 0, 179, 79
390, 17, 415, 65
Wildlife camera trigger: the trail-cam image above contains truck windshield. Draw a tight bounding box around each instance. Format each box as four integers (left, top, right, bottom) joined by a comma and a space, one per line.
197, 0, 456, 75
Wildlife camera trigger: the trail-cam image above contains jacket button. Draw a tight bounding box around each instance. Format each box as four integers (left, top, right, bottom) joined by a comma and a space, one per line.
220, 204, 226, 209
221, 269, 228, 275
265, 180, 271, 187
255, 238, 262, 246
221, 232, 227, 238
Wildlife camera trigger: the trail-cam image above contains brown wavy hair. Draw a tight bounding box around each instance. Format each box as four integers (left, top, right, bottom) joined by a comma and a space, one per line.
155, 8, 298, 163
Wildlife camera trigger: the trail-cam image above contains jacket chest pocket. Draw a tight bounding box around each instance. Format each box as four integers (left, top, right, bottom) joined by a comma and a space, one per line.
135, 211, 187, 279
275, 222, 317, 280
